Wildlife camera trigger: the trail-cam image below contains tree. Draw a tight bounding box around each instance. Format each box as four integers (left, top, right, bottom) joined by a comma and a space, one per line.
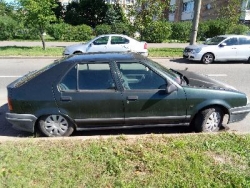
18, 0, 58, 50
104, 2, 127, 25
64, 0, 108, 28
127, 0, 170, 40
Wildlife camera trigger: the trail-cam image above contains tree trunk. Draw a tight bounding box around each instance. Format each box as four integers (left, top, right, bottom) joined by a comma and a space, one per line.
39, 32, 46, 50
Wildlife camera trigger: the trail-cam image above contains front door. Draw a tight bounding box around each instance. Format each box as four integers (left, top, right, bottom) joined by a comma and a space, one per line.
55, 62, 124, 128
116, 62, 187, 126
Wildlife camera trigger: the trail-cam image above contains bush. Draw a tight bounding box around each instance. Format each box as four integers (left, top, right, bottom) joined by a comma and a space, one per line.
0, 16, 16, 40
170, 21, 192, 42
199, 19, 228, 39
47, 23, 71, 40
48, 23, 93, 41
142, 21, 172, 43
95, 24, 112, 36
111, 22, 133, 36
226, 24, 249, 35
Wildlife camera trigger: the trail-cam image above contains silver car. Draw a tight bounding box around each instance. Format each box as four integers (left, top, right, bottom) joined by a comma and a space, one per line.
63, 34, 148, 56
183, 35, 250, 64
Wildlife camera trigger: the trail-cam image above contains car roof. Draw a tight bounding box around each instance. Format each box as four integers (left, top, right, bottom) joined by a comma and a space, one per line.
63, 52, 147, 63
98, 34, 129, 38
217, 34, 250, 38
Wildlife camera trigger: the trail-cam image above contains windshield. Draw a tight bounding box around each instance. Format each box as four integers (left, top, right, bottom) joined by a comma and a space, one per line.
204, 36, 226, 45
146, 59, 182, 84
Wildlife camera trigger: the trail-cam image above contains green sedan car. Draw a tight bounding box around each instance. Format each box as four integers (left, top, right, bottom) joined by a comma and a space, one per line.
6, 52, 250, 137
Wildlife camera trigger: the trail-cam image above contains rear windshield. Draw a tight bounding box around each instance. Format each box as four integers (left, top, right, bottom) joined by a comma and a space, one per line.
14, 59, 61, 87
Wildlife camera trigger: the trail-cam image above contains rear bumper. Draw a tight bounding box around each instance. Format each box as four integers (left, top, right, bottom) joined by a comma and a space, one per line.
228, 103, 250, 123
6, 113, 37, 133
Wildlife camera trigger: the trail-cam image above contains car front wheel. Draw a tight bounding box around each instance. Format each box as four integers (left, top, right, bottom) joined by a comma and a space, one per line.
202, 53, 214, 64
38, 115, 74, 137
195, 107, 223, 132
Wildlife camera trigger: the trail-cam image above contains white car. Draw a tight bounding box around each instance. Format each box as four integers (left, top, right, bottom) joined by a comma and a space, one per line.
63, 34, 148, 56
183, 35, 250, 64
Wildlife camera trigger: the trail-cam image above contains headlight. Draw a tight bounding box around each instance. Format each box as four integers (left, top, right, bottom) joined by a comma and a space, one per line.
247, 96, 249, 104
193, 48, 202, 53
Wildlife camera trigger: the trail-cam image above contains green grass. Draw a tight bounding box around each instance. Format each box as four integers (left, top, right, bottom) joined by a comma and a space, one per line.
0, 46, 63, 57
0, 46, 183, 57
149, 47, 183, 57
0, 133, 249, 187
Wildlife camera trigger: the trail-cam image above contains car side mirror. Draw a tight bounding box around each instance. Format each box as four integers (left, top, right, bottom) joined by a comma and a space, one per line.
166, 82, 177, 94
219, 42, 226, 47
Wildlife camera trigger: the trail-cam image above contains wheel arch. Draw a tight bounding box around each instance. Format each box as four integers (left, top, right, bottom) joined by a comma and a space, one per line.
34, 110, 77, 134
189, 102, 230, 126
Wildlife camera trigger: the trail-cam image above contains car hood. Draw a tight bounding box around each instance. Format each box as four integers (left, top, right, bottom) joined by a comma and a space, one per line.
185, 44, 213, 49
177, 70, 237, 91
65, 43, 87, 50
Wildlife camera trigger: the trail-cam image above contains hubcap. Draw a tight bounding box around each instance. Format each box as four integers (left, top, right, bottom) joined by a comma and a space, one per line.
204, 54, 213, 63
205, 112, 221, 131
44, 115, 68, 136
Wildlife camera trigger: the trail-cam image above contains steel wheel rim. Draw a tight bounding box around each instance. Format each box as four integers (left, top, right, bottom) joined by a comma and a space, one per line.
204, 54, 213, 63
44, 115, 69, 136
205, 112, 221, 131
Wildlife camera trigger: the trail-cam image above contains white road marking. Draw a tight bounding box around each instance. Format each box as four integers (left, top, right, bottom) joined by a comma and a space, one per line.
206, 74, 227, 77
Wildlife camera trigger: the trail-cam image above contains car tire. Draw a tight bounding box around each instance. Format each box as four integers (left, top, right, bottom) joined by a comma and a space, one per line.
38, 115, 74, 137
201, 53, 214, 64
247, 57, 250, 64
194, 107, 223, 132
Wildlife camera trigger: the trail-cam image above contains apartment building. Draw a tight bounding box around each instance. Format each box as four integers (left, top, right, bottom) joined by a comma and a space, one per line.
168, 0, 250, 23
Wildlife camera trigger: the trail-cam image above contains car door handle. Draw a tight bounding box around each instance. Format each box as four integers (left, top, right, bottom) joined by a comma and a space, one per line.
61, 96, 72, 101
127, 96, 138, 101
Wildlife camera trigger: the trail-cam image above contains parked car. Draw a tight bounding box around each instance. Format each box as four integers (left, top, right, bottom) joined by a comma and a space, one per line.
63, 34, 148, 57
6, 52, 250, 137
183, 35, 250, 64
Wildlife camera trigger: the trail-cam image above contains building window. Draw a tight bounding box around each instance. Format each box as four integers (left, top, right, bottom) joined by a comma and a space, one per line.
183, 1, 194, 12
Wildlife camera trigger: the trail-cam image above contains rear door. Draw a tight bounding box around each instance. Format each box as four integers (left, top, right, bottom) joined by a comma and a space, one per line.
107, 36, 131, 52
237, 36, 250, 60
55, 62, 124, 128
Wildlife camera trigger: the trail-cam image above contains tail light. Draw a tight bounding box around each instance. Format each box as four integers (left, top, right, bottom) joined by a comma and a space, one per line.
8, 98, 13, 111
144, 43, 147, 49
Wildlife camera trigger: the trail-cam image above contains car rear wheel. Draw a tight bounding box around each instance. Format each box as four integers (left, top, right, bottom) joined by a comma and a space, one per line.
38, 115, 74, 137
195, 107, 223, 132
201, 53, 214, 64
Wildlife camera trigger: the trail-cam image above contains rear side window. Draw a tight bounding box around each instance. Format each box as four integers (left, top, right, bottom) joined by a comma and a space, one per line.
111, 36, 129, 44
239, 37, 250, 45
59, 63, 116, 91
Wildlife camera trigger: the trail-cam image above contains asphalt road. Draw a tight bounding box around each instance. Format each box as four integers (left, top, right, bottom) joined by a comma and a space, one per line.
0, 57, 249, 138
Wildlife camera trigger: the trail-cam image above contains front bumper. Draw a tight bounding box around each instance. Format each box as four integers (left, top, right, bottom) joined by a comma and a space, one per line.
6, 113, 37, 133
183, 51, 203, 61
228, 103, 250, 123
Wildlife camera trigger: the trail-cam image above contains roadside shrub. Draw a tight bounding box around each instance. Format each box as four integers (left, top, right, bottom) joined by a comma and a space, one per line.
0, 15, 16, 40
226, 24, 249, 35
95, 24, 112, 36
200, 19, 228, 38
111, 22, 133, 36
142, 21, 172, 43
66, 24, 92, 41
170, 21, 192, 42
47, 23, 71, 40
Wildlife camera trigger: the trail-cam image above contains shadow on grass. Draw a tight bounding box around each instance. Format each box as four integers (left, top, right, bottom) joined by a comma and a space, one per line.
0, 46, 34, 50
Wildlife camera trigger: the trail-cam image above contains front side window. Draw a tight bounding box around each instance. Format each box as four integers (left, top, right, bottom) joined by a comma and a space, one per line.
111, 36, 129, 44
93, 36, 109, 45
117, 62, 166, 90
59, 63, 116, 91
224, 37, 238, 46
